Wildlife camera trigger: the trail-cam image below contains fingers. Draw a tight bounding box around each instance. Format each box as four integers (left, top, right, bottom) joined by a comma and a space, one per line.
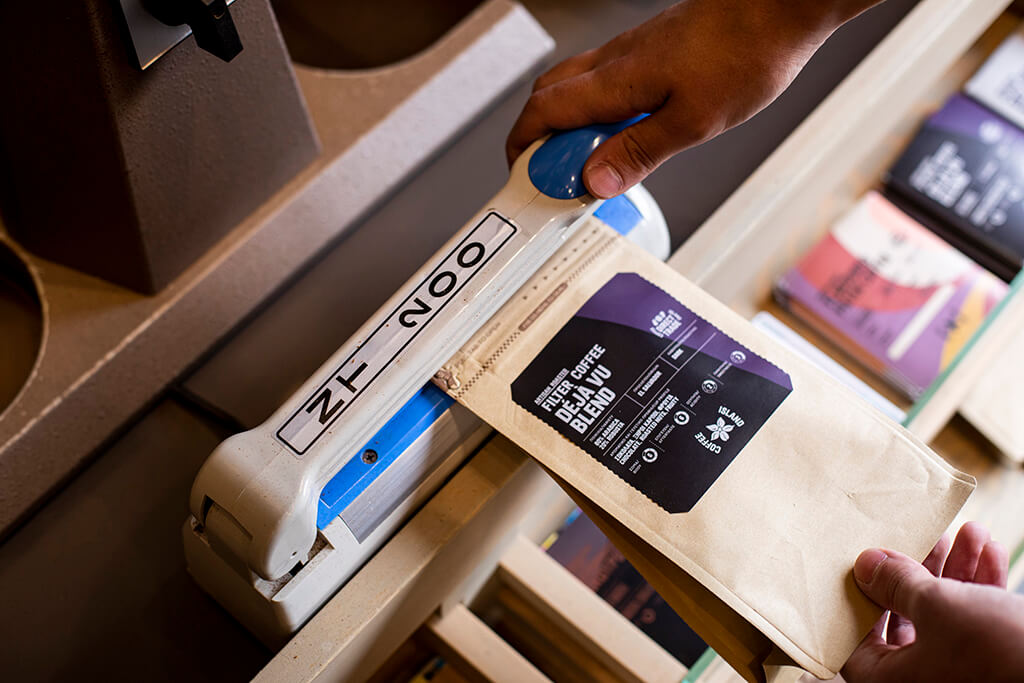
923, 532, 952, 576
506, 64, 657, 166
583, 113, 672, 197
531, 49, 600, 93
886, 532, 952, 646
843, 627, 919, 683
885, 611, 915, 647
854, 549, 938, 620
943, 521, 991, 582
850, 550, 943, 679
884, 532, 954, 647
843, 618, 892, 679
941, 522, 1007, 587
973, 539, 1009, 588
583, 103, 717, 197
842, 614, 896, 682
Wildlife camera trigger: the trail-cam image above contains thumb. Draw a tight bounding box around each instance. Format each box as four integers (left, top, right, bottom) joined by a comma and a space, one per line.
854, 549, 940, 619
582, 113, 689, 198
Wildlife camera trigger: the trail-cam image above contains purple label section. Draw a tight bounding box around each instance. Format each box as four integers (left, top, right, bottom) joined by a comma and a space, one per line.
577, 273, 792, 391
887, 93, 1024, 273
927, 94, 1016, 140
512, 273, 792, 513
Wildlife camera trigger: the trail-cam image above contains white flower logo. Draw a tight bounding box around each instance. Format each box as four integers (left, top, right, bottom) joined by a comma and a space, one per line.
705, 417, 733, 442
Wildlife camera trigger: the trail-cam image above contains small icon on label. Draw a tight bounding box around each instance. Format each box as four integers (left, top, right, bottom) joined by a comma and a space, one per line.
641, 447, 658, 463
705, 417, 733, 442
980, 120, 1003, 144
729, 350, 746, 364
701, 379, 719, 394
673, 410, 690, 426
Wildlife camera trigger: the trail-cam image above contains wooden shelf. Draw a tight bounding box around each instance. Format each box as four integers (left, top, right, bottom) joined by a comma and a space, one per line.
424, 604, 551, 683
492, 536, 687, 683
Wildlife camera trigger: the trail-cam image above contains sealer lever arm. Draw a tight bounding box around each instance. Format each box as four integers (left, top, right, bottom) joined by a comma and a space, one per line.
188, 117, 649, 581
145, 0, 243, 62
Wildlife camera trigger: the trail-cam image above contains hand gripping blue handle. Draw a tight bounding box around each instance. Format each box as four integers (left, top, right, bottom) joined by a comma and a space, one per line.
527, 115, 648, 199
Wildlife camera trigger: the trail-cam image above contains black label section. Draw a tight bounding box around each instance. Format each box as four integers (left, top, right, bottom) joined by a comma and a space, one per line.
511, 273, 791, 513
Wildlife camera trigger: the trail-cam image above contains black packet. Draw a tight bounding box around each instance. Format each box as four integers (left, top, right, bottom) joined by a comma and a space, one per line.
885, 93, 1024, 282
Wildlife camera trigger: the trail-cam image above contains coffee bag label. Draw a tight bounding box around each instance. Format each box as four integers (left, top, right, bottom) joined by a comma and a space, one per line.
512, 273, 792, 513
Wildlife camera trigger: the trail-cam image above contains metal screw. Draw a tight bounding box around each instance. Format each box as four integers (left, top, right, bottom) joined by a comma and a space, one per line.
362, 449, 378, 464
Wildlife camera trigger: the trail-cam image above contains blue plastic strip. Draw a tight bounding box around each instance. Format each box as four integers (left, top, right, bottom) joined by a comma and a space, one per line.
528, 115, 648, 199
316, 383, 454, 529
594, 194, 643, 235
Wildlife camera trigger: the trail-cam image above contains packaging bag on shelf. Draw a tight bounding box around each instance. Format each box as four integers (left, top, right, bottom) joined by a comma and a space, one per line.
774, 191, 1008, 400
437, 222, 974, 681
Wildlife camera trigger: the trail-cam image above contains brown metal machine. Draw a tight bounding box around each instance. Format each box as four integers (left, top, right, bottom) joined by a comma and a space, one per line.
0, 0, 320, 293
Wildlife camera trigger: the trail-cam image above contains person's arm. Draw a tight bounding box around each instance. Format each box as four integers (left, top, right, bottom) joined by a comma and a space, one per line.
506, 0, 881, 198
843, 522, 1024, 682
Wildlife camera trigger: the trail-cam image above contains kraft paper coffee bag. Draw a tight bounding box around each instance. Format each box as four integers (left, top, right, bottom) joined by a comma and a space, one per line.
436, 222, 975, 681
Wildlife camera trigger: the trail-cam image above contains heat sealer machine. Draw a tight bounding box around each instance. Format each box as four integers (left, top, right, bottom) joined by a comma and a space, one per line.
184, 118, 671, 644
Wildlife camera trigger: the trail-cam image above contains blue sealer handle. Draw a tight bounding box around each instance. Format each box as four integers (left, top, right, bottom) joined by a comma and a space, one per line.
527, 114, 648, 200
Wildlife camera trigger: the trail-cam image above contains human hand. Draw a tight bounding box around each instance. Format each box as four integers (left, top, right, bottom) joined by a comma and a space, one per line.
842, 522, 1024, 683
506, 0, 877, 198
